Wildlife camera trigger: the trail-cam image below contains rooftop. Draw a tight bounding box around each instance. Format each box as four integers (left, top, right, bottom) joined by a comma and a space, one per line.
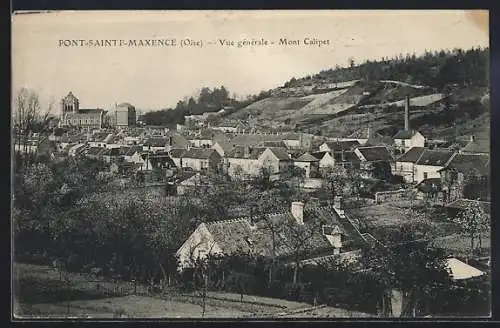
415, 149, 455, 167
356, 146, 393, 162
396, 147, 426, 163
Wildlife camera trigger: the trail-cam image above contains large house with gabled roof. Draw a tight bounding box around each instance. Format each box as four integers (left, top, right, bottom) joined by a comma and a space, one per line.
175, 199, 369, 271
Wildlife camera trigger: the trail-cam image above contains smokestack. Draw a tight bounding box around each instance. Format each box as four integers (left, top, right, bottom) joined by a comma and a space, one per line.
404, 95, 410, 131
291, 201, 304, 225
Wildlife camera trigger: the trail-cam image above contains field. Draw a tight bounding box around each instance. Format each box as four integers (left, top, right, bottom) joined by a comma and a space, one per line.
13, 262, 370, 319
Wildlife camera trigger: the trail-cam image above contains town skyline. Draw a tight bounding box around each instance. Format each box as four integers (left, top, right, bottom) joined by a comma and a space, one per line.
12, 10, 488, 113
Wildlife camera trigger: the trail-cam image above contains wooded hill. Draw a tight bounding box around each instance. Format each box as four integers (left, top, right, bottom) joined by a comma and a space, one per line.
143, 47, 489, 140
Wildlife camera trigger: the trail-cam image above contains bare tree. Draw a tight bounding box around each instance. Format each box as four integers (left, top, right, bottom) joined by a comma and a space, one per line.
13, 88, 49, 156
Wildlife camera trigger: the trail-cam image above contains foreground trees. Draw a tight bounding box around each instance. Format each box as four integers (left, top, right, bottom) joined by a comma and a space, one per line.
359, 226, 453, 317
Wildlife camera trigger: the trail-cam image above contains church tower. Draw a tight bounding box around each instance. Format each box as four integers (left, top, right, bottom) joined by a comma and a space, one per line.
60, 91, 80, 117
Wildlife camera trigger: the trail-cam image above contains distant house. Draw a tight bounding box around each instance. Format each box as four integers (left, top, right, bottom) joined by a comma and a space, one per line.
312, 151, 336, 171
293, 152, 320, 178
392, 147, 427, 183
212, 138, 234, 157
438, 153, 490, 202
225, 146, 267, 180
257, 147, 294, 181
283, 133, 312, 149
86, 146, 106, 160
413, 149, 456, 184
459, 135, 489, 155
319, 140, 360, 153
181, 148, 222, 172
168, 148, 186, 168
186, 129, 215, 148
332, 151, 361, 170
393, 130, 425, 154
142, 137, 167, 153
102, 147, 122, 163
354, 146, 394, 180
68, 143, 87, 157
176, 200, 368, 270
176, 172, 210, 196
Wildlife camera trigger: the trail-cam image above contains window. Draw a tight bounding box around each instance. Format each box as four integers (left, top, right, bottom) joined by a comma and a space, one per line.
423, 172, 428, 179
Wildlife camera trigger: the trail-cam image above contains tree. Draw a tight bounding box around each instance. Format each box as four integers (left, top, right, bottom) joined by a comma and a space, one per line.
453, 201, 489, 256
13, 88, 42, 156
360, 226, 453, 317
322, 166, 348, 198
280, 219, 322, 285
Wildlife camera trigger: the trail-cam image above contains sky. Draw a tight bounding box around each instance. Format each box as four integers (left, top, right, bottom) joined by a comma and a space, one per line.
12, 10, 489, 113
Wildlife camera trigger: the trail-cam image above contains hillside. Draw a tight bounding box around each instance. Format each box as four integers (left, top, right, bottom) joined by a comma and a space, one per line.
219, 47, 489, 140
142, 47, 489, 140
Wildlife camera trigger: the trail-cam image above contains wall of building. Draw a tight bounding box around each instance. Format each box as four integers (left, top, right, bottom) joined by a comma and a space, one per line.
393, 161, 416, 183
414, 164, 444, 183
176, 224, 222, 270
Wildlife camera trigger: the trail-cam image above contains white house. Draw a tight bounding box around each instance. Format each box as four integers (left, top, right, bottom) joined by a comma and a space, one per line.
413, 149, 456, 183
181, 148, 222, 172
312, 151, 336, 170
257, 147, 293, 181
225, 146, 267, 180
175, 200, 368, 271
392, 147, 426, 183
294, 152, 320, 178
393, 130, 426, 154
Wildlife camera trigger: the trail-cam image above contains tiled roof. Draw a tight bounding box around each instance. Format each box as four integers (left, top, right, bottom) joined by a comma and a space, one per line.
120, 145, 142, 156
332, 151, 361, 163
311, 151, 328, 160
415, 178, 442, 193
183, 148, 220, 159
393, 130, 415, 139
226, 146, 266, 159
169, 148, 186, 158
261, 141, 287, 148
231, 134, 286, 147
144, 137, 167, 147
396, 147, 426, 163
295, 152, 320, 162
199, 205, 367, 260
356, 146, 394, 162
443, 153, 490, 176
267, 147, 292, 161
79, 108, 104, 114
415, 149, 455, 167
86, 147, 105, 156
102, 148, 121, 156
148, 154, 176, 168
323, 140, 360, 151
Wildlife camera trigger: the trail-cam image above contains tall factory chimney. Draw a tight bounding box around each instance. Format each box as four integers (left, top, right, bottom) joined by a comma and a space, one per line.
404, 95, 410, 131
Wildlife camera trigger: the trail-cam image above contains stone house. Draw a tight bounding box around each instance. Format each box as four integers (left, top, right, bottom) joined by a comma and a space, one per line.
175, 199, 368, 270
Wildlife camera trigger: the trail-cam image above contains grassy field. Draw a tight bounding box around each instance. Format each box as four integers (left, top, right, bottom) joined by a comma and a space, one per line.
13, 262, 370, 319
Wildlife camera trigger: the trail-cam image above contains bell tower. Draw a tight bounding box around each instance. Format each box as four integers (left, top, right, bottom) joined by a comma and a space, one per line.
60, 91, 80, 117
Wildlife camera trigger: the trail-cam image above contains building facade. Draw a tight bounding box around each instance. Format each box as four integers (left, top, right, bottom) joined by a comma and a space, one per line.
59, 91, 106, 129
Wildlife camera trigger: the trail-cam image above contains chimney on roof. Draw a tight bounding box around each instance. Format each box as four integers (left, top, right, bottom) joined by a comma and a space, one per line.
367, 127, 372, 139
470, 135, 475, 142
404, 95, 410, 131
291, 201, 304, 225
